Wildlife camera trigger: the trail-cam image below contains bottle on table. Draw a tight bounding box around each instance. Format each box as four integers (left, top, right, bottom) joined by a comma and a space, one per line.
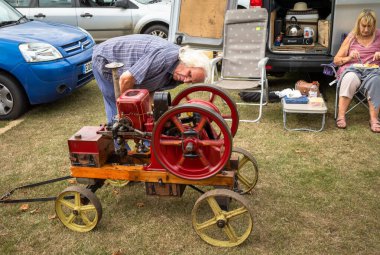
309, 84, 318, 98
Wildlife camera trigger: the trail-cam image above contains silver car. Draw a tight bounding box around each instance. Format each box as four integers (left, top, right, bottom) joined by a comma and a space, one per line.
7, 0, 171, 42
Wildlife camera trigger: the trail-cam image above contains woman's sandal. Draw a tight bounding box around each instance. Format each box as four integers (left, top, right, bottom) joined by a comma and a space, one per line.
369, 120, 380, 133
336, 117, 347, 129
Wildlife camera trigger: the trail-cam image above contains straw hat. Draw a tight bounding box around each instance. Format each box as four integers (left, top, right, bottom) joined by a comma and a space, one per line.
290, 2, 312, 11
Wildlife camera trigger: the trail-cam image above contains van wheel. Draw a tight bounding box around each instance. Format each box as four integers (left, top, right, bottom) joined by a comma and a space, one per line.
143, 25, 169, 39
0, 74, 28, 120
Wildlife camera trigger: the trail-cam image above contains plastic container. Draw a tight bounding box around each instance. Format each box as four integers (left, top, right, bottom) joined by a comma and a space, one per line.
308, 84, 318, 98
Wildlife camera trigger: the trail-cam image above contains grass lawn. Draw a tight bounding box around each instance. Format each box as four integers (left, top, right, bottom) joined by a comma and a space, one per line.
0, 120, 10, 129
0, 74, 379, 255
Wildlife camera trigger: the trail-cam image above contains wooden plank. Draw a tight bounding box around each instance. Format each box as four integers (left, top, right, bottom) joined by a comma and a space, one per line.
70, 165, 235, 187
272, 42, 328, 53
178, 0, 227, 39
270, 10, 276, 45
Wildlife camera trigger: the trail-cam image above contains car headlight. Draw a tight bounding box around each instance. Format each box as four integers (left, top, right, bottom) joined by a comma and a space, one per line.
19, 43, 63, 62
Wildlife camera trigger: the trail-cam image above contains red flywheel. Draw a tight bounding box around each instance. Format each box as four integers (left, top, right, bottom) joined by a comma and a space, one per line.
152, 104, 232, 180
172, 84, 239, 137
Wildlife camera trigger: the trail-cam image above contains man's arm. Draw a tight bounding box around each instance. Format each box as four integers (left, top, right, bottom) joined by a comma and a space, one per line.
119, 71, 136, 94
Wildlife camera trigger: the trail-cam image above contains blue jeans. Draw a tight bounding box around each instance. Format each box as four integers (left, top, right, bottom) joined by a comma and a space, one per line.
94, 67, 132, 151
93, 67, 117, 124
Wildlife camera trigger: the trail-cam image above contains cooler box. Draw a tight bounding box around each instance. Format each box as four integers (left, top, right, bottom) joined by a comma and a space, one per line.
286, 9, 319, 42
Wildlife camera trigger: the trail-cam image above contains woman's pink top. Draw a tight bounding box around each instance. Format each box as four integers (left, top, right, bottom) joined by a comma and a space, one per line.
337, 28, 380, 77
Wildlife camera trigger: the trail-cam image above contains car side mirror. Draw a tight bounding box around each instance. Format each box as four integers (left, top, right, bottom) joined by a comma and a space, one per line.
115, 0, 129, 8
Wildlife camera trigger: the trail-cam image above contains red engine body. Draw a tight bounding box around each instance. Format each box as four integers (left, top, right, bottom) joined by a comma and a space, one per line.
68, 126, 114, 167
117, 89, 150, 131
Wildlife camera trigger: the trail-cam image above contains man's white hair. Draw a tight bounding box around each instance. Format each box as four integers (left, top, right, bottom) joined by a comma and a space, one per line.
178, 46, 211, 83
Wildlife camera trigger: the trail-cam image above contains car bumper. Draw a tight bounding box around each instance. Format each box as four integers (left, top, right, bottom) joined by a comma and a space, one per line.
13, 48, 94, 105
266, 52, 334, 73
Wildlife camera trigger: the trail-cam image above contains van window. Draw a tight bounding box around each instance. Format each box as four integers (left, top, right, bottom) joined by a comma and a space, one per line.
79, 0, 114, 7
39, 0, 72, 7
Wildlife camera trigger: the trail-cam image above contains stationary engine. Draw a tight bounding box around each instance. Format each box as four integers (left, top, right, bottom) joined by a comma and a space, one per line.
61, 85, 259, 247
68, 85, 240, 180
4, 84, 259, 248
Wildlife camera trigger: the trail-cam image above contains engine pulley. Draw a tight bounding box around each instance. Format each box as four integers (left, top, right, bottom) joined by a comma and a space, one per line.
152, 104, 232, 180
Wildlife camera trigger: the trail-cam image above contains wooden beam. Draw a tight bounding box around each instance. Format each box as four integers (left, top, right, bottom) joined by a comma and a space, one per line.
70, 165, 235, 187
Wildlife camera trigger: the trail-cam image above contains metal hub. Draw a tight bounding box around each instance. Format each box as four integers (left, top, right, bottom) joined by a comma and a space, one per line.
150, 30, 167, 38
216, 219, 226, 228
183, 138, 198, 152
0, 84, 13, 115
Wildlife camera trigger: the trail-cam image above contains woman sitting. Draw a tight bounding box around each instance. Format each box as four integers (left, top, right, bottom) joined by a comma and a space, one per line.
334, 9, 380, 133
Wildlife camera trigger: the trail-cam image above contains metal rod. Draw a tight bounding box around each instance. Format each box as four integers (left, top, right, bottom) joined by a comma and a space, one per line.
188, 185, 205, 194
105, 62, 124, 100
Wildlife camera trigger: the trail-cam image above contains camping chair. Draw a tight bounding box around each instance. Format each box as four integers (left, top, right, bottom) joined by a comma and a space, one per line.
323, 63, 369, 119
322, 33, 368, 119
211, 8, 269, 123
322, 33, 369, 119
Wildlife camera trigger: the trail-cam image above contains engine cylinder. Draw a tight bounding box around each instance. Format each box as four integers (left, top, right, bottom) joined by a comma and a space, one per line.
117, 89, 150, 131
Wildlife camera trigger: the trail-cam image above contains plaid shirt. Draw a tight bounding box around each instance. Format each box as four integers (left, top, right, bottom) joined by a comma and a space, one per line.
92, 34, 180, 91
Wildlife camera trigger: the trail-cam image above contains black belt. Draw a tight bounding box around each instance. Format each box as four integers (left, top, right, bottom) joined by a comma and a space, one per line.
0, 175, 72, 204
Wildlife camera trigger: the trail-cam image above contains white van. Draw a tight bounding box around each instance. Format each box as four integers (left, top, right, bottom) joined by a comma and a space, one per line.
169, 0, 380, 74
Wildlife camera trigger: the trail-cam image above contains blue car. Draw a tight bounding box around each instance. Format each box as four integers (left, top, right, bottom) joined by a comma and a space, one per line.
0, 0, 94, 120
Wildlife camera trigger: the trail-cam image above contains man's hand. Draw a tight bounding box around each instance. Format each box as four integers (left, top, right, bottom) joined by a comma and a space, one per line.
119, 71, 136, 94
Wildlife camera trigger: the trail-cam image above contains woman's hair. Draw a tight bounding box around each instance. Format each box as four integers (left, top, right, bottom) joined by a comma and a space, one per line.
352, 9, 377, 37
178, 46, 211, 83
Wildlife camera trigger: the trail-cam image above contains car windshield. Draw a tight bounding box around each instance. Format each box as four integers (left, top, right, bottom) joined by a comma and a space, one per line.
0, 0, 26, 27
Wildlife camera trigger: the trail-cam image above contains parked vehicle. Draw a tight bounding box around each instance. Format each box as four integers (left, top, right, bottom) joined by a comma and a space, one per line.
169, 0, 380, 74
264, 0, 380, 74
6, 0, 172, 42
0, 0, 94, 120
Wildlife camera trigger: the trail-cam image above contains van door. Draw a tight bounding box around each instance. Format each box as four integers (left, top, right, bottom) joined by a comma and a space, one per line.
168, 0, 237, 51
331, 0, 380, 55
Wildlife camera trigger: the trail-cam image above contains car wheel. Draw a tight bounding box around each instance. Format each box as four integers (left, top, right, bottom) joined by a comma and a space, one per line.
0, 74, 28, 120
143, 25, 169, 39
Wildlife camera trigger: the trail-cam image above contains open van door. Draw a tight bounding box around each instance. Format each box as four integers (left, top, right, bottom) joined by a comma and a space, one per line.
168, 0, 238, 50
331, 0, 380, 55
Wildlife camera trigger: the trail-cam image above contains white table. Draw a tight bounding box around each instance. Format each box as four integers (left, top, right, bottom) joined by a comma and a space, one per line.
282, 98, 328, 132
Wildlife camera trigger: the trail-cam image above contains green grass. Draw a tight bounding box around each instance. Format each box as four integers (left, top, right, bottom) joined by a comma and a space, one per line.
0, 120, 10, 129
0, 75, 379, 255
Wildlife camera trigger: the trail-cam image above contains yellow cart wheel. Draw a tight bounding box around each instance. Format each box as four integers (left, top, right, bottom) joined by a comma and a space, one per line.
232, 147, 259, 194
55, 186, 102, 232
106, 179, 130, 187
191, 189, 254, 247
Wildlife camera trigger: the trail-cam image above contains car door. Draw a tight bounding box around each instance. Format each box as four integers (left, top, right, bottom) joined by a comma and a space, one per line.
76, 0, 133, 42
29, 0, 77, 26
168, 0, 238, 51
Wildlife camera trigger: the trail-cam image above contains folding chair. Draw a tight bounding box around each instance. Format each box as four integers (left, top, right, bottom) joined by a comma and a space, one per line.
322, 32, 369, 119
211, 8, 269, 123
322, 63, 369, 120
